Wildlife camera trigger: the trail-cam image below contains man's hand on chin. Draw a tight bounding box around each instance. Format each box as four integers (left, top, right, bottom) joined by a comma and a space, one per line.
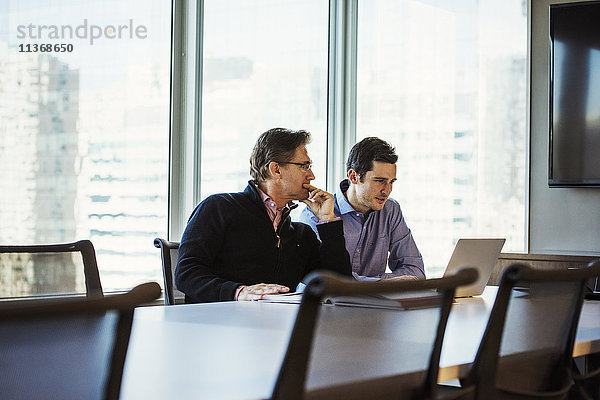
301, 184, 335, 221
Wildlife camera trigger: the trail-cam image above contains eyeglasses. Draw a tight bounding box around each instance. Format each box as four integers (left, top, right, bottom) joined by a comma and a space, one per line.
277, 161, 313, 171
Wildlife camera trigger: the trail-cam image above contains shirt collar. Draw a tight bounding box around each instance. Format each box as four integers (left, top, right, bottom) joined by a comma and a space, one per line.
257, 187, 292, 212
336, 179, 358, 215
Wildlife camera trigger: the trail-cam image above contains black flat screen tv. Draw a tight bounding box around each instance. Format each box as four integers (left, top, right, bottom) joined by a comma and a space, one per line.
549, 1, 600, 187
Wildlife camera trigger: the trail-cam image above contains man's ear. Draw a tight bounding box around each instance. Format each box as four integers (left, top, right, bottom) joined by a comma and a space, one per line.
268, 161, 281, 179
348, 169, 360, 184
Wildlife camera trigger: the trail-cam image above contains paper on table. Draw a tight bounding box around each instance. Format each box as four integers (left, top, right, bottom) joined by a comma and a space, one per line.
259, 290, 442, 310
324, 291, 442, 310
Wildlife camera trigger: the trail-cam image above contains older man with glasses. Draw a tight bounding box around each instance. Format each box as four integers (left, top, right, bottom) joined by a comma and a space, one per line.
175, 127, 351, 303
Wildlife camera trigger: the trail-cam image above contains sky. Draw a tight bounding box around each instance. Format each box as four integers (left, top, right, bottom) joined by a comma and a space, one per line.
2, 0, 170, 90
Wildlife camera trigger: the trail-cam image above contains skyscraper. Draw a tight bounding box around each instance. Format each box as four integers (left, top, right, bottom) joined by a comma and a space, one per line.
0, 43, 82, 296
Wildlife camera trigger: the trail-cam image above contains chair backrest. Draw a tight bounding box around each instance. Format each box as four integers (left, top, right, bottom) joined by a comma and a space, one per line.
0, 240, 103, 297
0, 281, 161, 400
464, 261, 600, 400
153, 238, 181, 305
271, 268, 478, 400
572, 260, 600, 400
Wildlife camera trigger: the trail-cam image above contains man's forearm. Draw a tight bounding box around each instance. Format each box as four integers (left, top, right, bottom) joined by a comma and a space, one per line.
387, 262, 426, 279
175, 261, 241, 302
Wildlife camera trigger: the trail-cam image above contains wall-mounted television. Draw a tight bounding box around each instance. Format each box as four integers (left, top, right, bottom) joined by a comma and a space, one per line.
549, 1, 600, 187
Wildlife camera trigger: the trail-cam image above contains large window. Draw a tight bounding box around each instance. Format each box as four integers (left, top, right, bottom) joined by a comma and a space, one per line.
0, 0, 171, 296
1, 0, 529, 296
356, 0, 527, 276
199, 0, 329, 200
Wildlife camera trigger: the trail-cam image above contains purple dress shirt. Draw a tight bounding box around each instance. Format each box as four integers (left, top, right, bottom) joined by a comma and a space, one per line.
298, 179, 425, 280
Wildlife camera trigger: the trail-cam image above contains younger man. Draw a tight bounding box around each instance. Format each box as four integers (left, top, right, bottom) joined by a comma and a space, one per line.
299, 137, 424, 280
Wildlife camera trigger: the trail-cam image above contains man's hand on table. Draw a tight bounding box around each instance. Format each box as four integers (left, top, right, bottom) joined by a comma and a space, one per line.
237, 283, 290, 301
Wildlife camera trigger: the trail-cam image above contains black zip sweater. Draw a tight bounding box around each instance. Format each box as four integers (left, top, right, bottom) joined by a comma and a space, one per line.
175, 181, 352, 303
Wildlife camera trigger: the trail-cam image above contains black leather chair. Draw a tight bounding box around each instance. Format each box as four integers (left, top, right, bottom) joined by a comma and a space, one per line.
271, 268, 478, 400
153, 238, 182, 305
571, 353, 600, 400
570, 260, 600, 400
0, 281, 161, 400
440, 261, 600, 400
0, 240, 103, 297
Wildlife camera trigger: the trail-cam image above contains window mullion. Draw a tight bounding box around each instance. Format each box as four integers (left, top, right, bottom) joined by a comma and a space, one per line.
169, 0, 204, 240
327, 0, 358, 192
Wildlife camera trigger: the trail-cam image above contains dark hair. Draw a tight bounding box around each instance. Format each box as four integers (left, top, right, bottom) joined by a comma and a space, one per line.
346, 137, 398, 179
250, 128, 311, 183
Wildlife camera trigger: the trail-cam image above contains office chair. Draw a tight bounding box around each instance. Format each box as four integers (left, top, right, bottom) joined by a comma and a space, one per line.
571, 354, 600, 400
153, 238, 182, 305
0, 240, 103, 297
570, 260, 600, 400
0, 281, 161, 400
440, 261, 600, 400
271, 267, 478, 400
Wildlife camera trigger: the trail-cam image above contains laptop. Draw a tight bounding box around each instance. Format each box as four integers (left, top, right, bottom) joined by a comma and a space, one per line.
442, 238, 506, 297
585, 274, 600, 300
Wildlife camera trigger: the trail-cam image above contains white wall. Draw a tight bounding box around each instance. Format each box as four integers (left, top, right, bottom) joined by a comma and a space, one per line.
529, 0, 600, 255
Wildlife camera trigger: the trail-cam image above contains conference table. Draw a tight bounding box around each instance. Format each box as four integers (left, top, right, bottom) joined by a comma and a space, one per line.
120, 287, 600, 399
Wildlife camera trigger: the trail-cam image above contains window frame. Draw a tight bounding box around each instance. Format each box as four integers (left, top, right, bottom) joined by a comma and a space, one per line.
170, 0, 529, 258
